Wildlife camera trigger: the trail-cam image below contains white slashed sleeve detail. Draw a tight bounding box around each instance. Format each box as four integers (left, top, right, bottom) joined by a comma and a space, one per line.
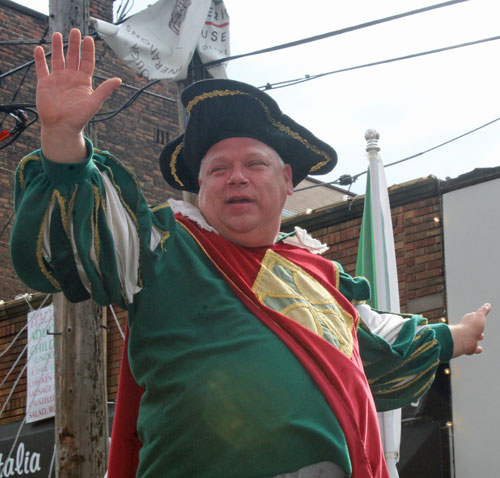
355, 303, 426, 345
99, 173, 142, 303
43, 170, 162, 304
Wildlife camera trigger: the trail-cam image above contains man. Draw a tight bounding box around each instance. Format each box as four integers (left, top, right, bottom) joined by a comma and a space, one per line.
11, 29, 489, 478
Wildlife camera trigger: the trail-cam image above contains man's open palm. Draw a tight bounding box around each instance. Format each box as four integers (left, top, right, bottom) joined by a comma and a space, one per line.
34, 29, 121, 141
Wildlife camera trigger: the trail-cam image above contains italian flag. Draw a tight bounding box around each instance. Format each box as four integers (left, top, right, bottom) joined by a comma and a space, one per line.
356, 132, 401, 478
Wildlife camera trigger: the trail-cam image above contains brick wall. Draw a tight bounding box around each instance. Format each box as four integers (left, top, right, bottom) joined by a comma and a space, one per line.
0, 0, 182, 301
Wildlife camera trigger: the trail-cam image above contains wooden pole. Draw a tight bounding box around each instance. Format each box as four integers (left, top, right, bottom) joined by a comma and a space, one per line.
49, 1, 108, 477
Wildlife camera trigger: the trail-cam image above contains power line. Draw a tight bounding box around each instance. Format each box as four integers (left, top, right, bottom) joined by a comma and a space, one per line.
91, 79, 161, 122
261, 34, 500, 90
295, 114, 500, 192
0, 31, 98, 81
115, 0, 135, 23
4, 33, 493, 135
201, 0, 470, 69
0, 0, 473, 81
0, 104, 39, 150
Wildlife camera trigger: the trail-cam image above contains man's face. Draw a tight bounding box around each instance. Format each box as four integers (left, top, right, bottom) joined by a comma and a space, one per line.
198, 137, 294, 247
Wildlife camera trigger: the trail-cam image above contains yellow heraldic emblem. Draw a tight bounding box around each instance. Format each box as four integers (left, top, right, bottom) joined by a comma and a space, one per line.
252, 250, 354, 358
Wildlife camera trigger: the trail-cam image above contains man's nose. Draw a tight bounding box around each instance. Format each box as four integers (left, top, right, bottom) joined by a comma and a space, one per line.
227, 165, 248, 185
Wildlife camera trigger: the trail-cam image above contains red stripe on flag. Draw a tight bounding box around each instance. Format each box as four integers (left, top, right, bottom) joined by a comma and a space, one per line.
205, 21, 230, 28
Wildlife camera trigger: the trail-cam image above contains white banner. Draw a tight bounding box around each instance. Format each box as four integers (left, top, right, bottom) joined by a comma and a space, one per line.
26, 305, 55, 423
197, 0, 230, 79
92, 0, 229, 80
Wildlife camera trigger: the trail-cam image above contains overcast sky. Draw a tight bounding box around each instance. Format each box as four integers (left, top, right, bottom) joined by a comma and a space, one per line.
12, 0, 500, 193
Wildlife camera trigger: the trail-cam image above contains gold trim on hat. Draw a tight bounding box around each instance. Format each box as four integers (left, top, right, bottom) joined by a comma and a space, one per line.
170, 141, 185, 187
184, 89, 333, 173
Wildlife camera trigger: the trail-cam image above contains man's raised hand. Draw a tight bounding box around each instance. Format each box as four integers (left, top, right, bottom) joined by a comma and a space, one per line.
35, 29, 122, 163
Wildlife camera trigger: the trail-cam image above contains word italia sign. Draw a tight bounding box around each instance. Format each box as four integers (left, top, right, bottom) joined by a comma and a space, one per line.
0, 442, 42, 477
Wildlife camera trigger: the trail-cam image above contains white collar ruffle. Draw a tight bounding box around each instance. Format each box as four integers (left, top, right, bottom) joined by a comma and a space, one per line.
168, 199, 329, 254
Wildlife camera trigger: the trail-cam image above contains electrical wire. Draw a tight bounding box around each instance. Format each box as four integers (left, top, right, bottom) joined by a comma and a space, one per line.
3, 32, 494, 132
109, 305, 125, 341
200, 0, 470, 69
91, 79, 161, 123
261, 34, 500, 91
0, 104, 38, 150
0, 323, 28, 359
0, 0, 469, 79
115, 0, 135, 23
0, 31, 99, 82
0, 27, 47, 131
294, 114, 500, 193
0, 342, 28, 392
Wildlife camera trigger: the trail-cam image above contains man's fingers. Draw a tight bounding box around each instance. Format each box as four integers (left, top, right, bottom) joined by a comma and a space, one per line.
93, 78, 122, 108
479, 303, 491, 316
34, 46, 49, 79
50, 32, 65, 71
79, 34, 95, 76
65, 29, 82, 70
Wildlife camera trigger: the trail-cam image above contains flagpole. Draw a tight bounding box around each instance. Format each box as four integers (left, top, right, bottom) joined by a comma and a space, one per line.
358, 130, 401, 478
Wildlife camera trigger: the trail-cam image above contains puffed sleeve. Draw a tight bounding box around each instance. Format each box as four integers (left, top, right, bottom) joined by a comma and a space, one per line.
11, 139, 174, 308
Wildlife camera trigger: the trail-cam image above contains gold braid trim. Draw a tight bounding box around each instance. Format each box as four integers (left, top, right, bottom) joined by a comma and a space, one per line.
184, 89, 333, 172
36, 193, 61, 290
91, 185, 101, 267
332, 261, 340, 289
18, 154, 41, 190
170, 141, 185, 187
151, 202, 171, 213
368, 337, 438, 385
159, 230, 171, 252
68, 186, 78, 219
151, 203, 171, 252
53, 190, 70, 238
371, 358, 439, 395
186, 90, 243, 114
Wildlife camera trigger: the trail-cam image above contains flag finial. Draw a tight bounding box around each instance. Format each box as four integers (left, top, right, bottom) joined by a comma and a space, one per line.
365, 129, 380, 154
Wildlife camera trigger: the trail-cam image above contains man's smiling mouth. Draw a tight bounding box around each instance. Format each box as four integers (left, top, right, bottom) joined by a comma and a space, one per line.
227, 197, 253, 204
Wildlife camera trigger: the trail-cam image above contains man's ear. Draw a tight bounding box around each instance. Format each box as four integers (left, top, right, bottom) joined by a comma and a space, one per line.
283, 164, 294, 195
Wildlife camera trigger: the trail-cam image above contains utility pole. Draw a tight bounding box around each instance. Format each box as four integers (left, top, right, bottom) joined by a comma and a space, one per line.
49, 1, 109, 477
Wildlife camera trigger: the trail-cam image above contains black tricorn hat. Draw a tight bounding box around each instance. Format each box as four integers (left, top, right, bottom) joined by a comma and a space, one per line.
159, 79, 337, 193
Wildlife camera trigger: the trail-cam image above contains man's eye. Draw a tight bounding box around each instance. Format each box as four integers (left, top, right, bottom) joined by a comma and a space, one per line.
210, 166, 226, 174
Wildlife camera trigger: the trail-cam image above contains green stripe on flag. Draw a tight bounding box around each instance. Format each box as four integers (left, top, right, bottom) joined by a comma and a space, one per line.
356, 170, 377, 308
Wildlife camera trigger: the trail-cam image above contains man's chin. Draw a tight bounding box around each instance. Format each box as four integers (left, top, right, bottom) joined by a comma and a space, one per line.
219, 224, 277, 248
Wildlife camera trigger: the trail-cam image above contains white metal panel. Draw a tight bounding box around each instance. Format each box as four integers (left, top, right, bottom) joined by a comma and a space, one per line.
443, 177, 500, 477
